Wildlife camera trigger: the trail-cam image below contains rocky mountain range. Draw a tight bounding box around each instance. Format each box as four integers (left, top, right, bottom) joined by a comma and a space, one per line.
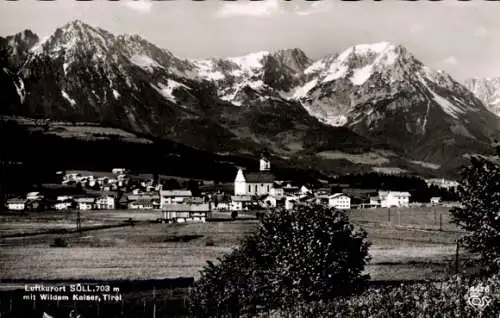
1, 20, 498, 178
465, 77, 500, 117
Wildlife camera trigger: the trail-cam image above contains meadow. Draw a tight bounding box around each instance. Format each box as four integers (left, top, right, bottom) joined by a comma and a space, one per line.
0, 206, 469, 283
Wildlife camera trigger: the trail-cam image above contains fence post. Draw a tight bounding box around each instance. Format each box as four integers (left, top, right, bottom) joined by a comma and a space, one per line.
388, 208, 391, 223
455, 240, 460, 274
439, 213, 443, 231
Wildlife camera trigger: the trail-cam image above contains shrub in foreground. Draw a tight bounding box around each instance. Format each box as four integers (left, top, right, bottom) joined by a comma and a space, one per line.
451, 155, 500, 272
276, 274, 500, 318
190, 204, 371, 317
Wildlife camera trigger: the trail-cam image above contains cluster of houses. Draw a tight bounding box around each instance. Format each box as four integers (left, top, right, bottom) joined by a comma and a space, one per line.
226, 157, 428, 211
4, 157, 452, 220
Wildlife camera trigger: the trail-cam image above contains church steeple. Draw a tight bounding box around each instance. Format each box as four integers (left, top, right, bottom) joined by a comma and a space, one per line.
259, 156, 270, 171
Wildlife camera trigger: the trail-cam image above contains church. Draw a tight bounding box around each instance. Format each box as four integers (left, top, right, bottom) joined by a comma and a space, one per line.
234, 156, 276, 196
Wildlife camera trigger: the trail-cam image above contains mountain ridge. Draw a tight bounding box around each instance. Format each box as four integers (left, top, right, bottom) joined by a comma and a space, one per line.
1, 20, 498, 178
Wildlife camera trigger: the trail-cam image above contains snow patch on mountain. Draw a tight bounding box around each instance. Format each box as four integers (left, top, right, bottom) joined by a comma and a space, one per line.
304, 42, 399, 86
227, 51, 268, 76
14, 77, 25, 104
431, 91, 465, 119
193, 60, 225, 81
465, 77, 500, 116
61, 90, 76, 106
292, 78, 318, 99
351, 65, 373, 86
408, 160, 440, 170
130, 55, 163, 73
151, 79, 189, 103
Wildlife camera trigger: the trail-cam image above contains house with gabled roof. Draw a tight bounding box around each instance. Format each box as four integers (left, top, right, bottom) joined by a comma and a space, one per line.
159, 190, 193, 208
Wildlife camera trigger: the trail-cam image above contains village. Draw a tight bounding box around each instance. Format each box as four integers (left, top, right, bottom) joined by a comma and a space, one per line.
3, 156, 458, 222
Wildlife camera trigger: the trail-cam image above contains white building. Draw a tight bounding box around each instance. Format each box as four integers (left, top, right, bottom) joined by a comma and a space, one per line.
6, 198, 26, 211
75, 197, 95, 210
328, 193, 351, 210
160, 203, 210, 223
160, 190, 193, 208
95, 195, 116, 210
270, 184, 284, 199
112, 168, 128, 175
230, 195, 253, 211
300, 185, 312, 195
379, 191, 411, 208
260, 156, 271, 171
234, 157, 276, 196
55, 196, 73, 210
26, 192, 43, 200
430, 197, 442, 206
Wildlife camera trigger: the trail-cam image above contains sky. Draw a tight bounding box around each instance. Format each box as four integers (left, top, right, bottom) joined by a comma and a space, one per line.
0, 0, 499, 82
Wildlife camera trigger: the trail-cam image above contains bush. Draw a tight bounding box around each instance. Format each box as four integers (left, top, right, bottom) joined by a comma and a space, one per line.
276, 274, 500, 317
189, 204, 371, 316
51, 237, 68, 247
450, 155, 500, 272
231, 211, 238, 219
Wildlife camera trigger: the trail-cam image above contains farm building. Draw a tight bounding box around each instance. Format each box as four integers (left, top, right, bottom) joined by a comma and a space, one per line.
95, 195, 116, 210
55, 196, 73, 210
75, 197, 96, 210
160, 190, 193, 207
300, 185, 312, 195
430, 197, 442, 205
6, 198, 26, 211
328, 193, 351, 210
112, 168, 128, 175
283, 184, 301, 196
270, 183, 284, 198
379, 191, 411, 208
26, 192, 44, 200
160, 203, 210, 223
230, 195, 253, 211
128, 199, 156, 210
234, 157, 276, 196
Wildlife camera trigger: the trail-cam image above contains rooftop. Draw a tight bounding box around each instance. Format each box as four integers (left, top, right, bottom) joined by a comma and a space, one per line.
245, 172, 276, 183
160, 190, 193, 197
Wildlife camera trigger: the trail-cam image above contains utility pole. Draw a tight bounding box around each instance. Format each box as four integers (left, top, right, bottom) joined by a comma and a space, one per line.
76, 209, 81, 232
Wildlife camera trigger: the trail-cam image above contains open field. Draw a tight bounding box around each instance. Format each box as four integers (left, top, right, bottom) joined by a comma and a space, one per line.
347, 206, 460, 232
0, 207, 470, 282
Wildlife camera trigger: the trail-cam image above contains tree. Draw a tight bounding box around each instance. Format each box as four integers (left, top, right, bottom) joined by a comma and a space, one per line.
190, 204, 371, 316
450, 154, 500, 272
187, 179, 201, 197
